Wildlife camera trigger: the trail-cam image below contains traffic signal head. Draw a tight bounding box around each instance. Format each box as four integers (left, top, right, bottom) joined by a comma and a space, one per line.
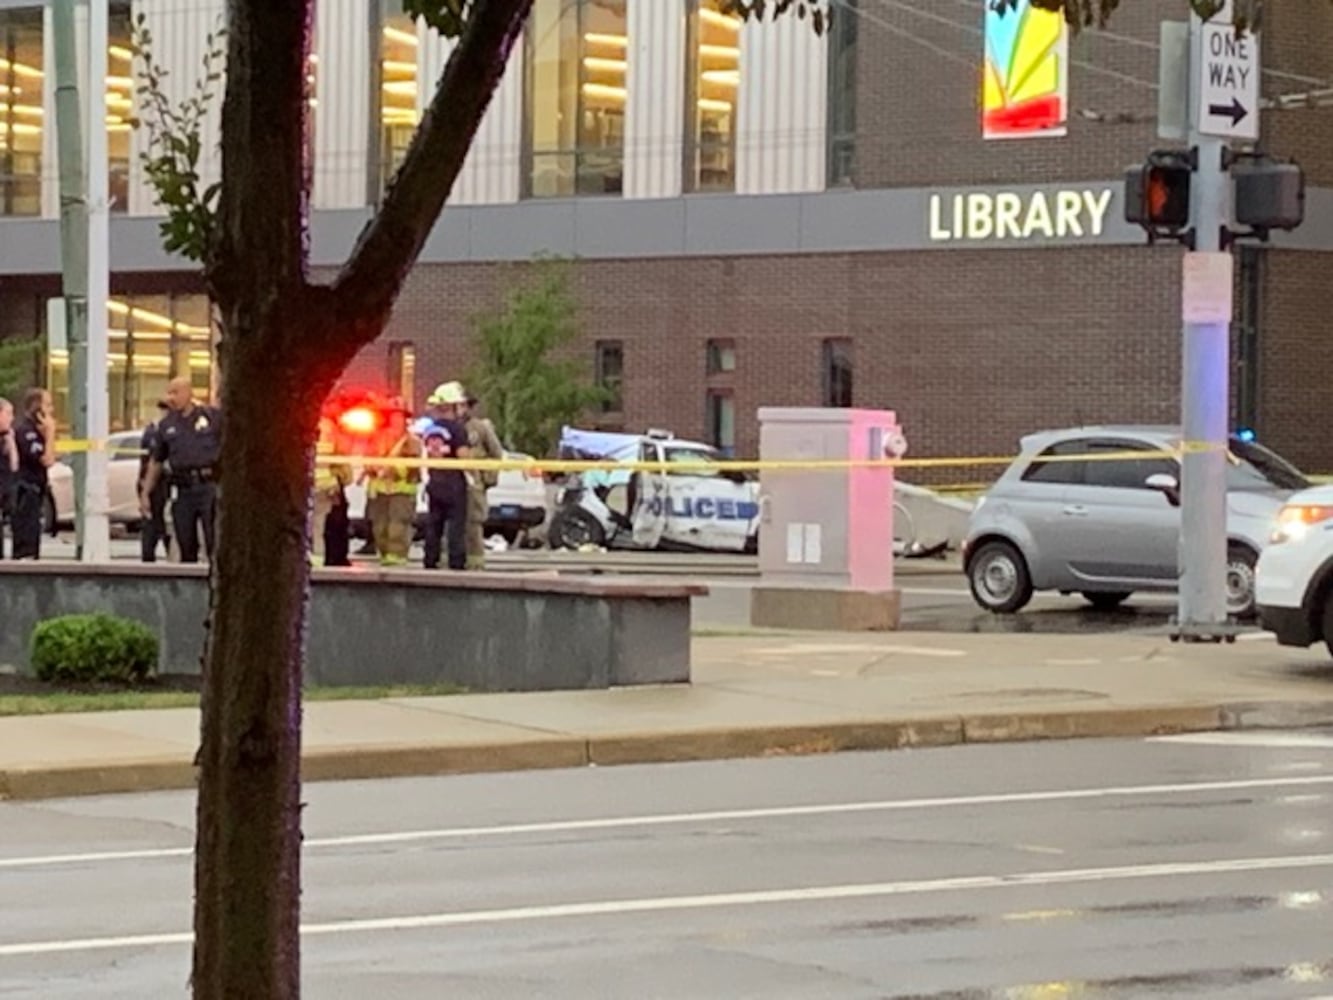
1233, 159, 1305, 232
1124, 160, 1192, 231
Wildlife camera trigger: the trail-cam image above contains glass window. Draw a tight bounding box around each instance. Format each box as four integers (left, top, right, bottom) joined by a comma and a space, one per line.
0, 8, 44, 216
706, 390, 734, 456
1081, 440, 1177, 490
47, 292, 217, 431
706, 338, 735, 374
526, 0, 626, 198
106, 4, 133, 213
821, 338, 852, 408
378, 1, 420, 192
666, 444, 720, 477
1021, 439, 1092, 485
826, 0, 857, 187
686, 0, 739, 193
595, 339, 623, 413
1227, 437, 1310, 492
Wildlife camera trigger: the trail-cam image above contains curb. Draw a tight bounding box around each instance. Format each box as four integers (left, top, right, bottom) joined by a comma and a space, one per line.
0, 700, 1327, 802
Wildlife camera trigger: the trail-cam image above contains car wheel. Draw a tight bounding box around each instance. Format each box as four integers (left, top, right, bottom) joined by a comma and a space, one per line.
548, 508, 605, 550
967, 540, 1034, 614
1226, 545, 1259, 620
1083, 591, 1132, 612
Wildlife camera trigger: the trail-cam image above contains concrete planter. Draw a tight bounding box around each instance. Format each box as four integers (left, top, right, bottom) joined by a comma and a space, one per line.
0, 563, 702, 691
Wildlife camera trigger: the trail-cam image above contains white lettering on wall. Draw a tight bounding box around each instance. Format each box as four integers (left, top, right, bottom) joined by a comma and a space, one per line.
927, 187, 1116, 243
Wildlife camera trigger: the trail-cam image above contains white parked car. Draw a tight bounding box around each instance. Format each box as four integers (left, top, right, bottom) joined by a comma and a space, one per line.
344, 449, 548, 544
47, 430, 149, 529
1256, 483, 1333, 657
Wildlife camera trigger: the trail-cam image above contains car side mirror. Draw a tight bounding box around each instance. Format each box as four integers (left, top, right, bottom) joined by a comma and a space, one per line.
1145, 472, 1181, 507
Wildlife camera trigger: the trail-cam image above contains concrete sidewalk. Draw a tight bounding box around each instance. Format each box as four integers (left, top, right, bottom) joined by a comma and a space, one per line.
2, 629, 1331, 801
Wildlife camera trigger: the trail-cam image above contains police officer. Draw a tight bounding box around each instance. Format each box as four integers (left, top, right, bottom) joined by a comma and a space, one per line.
10, 387, 57, 560
138, 402, 173, 563
421, 421, 470, 570
0, 396, 18, 560
140, 377, 223, 564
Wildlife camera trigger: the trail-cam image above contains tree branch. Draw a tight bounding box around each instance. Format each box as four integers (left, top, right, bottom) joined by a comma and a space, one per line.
331, 0, 532, 331
212, 0, 311, 309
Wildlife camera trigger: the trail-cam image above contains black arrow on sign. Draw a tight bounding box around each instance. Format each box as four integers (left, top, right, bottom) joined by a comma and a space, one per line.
1208, 97, 1249, 126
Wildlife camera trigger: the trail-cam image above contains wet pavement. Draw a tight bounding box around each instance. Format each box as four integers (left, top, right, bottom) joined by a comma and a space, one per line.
3, 731, 1333, 997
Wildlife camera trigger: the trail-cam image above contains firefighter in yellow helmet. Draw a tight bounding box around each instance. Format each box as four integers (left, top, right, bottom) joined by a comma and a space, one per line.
365, 395, 422, 567
427, 380, 502, 569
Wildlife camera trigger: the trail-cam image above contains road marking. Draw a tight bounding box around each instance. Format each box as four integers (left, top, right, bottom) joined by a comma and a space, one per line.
2, 852, 1332, 958
1153, 733, 1333, 749
6, 774, 1333, 872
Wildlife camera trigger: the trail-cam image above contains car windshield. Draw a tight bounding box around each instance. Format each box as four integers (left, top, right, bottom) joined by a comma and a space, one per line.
666, 447, 721, 476
1227, 437, 1310, 492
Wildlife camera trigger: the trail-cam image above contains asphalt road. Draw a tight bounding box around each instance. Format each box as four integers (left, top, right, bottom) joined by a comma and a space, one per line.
4, 732, 1333, 998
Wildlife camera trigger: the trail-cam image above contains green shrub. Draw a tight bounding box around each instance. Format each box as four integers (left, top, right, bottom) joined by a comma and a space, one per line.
30, 614, 160, 685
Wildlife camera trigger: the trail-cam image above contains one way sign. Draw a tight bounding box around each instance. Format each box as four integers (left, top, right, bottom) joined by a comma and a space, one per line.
1196, 11, 1260, 141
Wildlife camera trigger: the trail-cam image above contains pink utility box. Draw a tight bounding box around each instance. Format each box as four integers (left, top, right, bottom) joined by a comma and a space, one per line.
750, 407, 905, 631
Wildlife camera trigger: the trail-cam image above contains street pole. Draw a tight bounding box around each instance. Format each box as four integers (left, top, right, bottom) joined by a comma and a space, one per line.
83, 0, 112, 562
1175, 0, 1242, 639
51, 0, 91, 554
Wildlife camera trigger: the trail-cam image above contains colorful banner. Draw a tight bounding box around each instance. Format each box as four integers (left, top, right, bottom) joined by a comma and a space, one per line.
983, 0, 1069, 140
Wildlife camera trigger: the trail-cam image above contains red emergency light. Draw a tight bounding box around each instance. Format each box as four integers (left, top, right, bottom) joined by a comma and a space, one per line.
337, 405, 382, 437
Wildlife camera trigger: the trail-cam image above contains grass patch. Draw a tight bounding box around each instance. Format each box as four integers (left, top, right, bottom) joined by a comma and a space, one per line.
0, 683, 466, 718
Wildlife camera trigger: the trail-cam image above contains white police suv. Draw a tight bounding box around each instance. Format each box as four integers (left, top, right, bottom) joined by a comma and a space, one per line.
1255, 483, 1333, 658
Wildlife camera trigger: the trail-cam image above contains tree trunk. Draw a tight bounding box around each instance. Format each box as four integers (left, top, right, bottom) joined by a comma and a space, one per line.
191, 309, 328, 999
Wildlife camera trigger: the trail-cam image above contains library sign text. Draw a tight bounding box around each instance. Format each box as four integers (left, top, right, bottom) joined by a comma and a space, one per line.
928, 186, 1114, 243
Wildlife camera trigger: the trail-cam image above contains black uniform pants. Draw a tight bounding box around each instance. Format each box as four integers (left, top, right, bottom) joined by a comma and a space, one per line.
173, 481, 217, 564
324, 488, 351, 567
11, 481, 44, 560
423, 493, 466, 570
140, 481, 172, 562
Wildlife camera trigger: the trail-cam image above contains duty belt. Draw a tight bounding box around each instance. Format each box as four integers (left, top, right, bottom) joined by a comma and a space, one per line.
172, 467, 217, 486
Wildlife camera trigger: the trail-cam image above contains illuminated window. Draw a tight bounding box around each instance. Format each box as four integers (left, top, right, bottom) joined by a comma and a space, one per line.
686, 0, 740, 193
0, 8, 43, 216
826, 0, 857, 187
525, 0, 626, 198
46, 293, 218, 430
107, 3, 133, 213
822, 338, 852, 408
377, 0, 420, 192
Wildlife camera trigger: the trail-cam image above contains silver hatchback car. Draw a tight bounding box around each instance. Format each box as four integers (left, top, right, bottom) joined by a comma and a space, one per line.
962, 426, 1310, 618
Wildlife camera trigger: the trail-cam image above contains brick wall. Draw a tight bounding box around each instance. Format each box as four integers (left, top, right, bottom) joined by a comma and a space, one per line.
1259, 250, 1333, 472
373, 246, 1188, 475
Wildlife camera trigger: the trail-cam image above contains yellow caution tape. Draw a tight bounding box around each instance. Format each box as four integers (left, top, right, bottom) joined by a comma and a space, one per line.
48, 438, 1258, 475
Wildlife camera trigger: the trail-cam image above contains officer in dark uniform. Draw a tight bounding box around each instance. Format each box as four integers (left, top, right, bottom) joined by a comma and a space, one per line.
140, 377, 222, 564
10, 387, 57, 560
138, 402, 173, 562
421, 420, 470, 570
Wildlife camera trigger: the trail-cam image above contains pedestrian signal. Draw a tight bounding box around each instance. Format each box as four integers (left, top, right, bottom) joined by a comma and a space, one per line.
1124, 156, 1192, 234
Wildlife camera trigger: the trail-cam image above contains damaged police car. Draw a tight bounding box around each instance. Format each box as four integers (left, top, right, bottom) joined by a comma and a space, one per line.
547, 427, 759, 553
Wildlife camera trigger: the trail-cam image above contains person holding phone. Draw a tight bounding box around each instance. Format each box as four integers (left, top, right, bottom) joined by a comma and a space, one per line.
11, 387, 57, 560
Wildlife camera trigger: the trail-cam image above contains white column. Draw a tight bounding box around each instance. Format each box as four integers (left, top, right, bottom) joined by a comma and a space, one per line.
128, 0, 226, 215
313, 0, 371, 209
624, 0, 684, 200
737, 13, 827, 195
418, 21, 523, 206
